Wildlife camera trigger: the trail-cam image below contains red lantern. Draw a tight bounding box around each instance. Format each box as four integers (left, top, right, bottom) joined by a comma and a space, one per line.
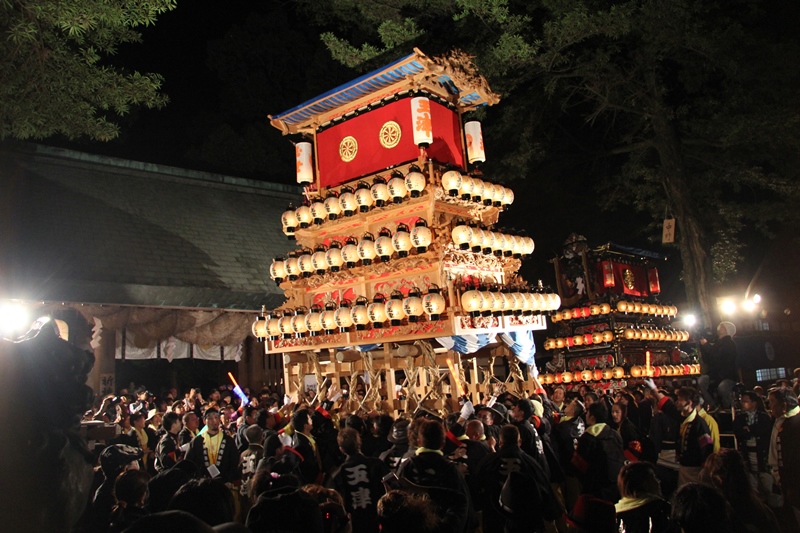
602, 260, 615, 287
592, 369, 604, 381
647, 268, 661, 294
683, 364, 691, 375
584, 333, 594, 345
653, 366, 661, 377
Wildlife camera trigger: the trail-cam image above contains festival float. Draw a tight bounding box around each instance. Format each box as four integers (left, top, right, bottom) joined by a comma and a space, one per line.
252, 49, 553, 415
540, 236, 699, 389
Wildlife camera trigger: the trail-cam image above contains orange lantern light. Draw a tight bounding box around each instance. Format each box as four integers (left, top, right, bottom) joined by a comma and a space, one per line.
581, 369, 594, 382
630, 366, 643, 378
562, 371, 573, 383
613, 367, 625, 379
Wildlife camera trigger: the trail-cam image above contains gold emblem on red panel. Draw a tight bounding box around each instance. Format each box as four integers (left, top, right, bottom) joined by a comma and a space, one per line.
623, 268, 635, 290
339, 136, 358, 162
379, 121, 401, 149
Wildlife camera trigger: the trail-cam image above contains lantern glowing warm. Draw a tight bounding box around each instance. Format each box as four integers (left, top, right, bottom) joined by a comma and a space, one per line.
386, 291, 407, 326
252, 314, 267, 342
375, 228, 394, 262
324, 191, 341, 220
600, 303, 611, 314
544, 338, 556, 350
411, 219, 433, 253
297, 250, 314, 278
481, 229, 493, 255
469, 224, 483, 253
388, 171, 408, 204
592, 332, 604, 344
291, 310, 308, 336
521, 237, 535, 255
371, 176, 390, 207
351, 297, 370, 330
405, 165, 426, 198
423, 285, 446, 320
459, 174, 474, 200
305, 306, 323, 336
368, 295, 387, 327
602, 330, 615, 343
461, 287, 484, 317
355, 181, 374, 212
617, 301, 630, 313
602, 368, 614, 380
501, 291, 514, 316
269, 257, 286, 284
357, 233, 377, 265
464, 121, 485, 164
403, 288, 424, 323
411, 96, 433, 146
501, 187, 514, 208
441, 170, 462, 197
342, 237, 360, 268
581, 369, 594, 382
540, 373, 554, 385
281, 204, 299, 232
391, 223, 413, 258
338, 186, 357, 217
321, 304, 338, 334
482, 181, 495, 207
562, 371, 573, 383
630, 366, 643, 378
479, 288, 494, 317
451, 220, 472, 250
285, 255, 300, 281
310, 197, 326, 225
311, 246, 329, 275
334, 300, 354, 330
295, 203, 312, 229
325, 242, 344, 272
266, 313, 282, 340
278, 313, 294, 339
471, 178, 485, 203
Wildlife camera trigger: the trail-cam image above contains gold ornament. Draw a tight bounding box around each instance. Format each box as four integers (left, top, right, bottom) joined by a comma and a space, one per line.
379, 121, 402, 149
339, 136, 358, 162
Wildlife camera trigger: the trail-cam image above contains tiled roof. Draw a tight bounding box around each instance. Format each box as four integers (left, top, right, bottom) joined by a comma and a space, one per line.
0, 143, 298, 310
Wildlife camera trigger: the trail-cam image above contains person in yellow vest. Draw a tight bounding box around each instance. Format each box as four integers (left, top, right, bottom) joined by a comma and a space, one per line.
697, 399, 721, 453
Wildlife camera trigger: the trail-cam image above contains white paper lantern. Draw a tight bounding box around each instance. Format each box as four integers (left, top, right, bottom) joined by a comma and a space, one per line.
464, 121, 486, 164
295, 142, 314, 184
410, 96, 433, 146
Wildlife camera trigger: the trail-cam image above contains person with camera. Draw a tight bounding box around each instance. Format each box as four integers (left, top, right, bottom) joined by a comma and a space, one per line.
698, 321, 739, 410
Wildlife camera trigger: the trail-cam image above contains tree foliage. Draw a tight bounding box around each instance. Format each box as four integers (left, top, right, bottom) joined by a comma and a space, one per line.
0, 0, 176, 141
301, 0, 800, 326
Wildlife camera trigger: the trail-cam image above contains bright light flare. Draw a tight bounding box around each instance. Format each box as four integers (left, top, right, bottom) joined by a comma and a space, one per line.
682, 314, 697, 328
720, 300, 737, 315
0, 303, 31, 337
752, 294, 762, 304
742, 300, 756, 312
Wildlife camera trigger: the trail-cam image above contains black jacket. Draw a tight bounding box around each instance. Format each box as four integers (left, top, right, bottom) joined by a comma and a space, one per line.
572, 423, 626, 501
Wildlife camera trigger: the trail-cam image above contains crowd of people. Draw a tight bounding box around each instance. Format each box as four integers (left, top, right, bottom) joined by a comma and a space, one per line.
63, 366, 800, 533
2, 321, 799, 533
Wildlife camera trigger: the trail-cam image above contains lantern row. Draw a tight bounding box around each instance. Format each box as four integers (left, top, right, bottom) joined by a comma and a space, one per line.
269, 222, 538, 283
551, 302, 678, 322
252, 287, 449, 341
281, 165, 515, 240
451, 220, 535, 256
459, 287, 561, 317
543, 328, 691, 350
269, 222, 434, 283
537, 363, 700, 384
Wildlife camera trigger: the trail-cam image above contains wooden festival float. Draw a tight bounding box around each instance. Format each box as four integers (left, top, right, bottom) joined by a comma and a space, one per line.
251, 49, 553, 416
540, 238, 699, 389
